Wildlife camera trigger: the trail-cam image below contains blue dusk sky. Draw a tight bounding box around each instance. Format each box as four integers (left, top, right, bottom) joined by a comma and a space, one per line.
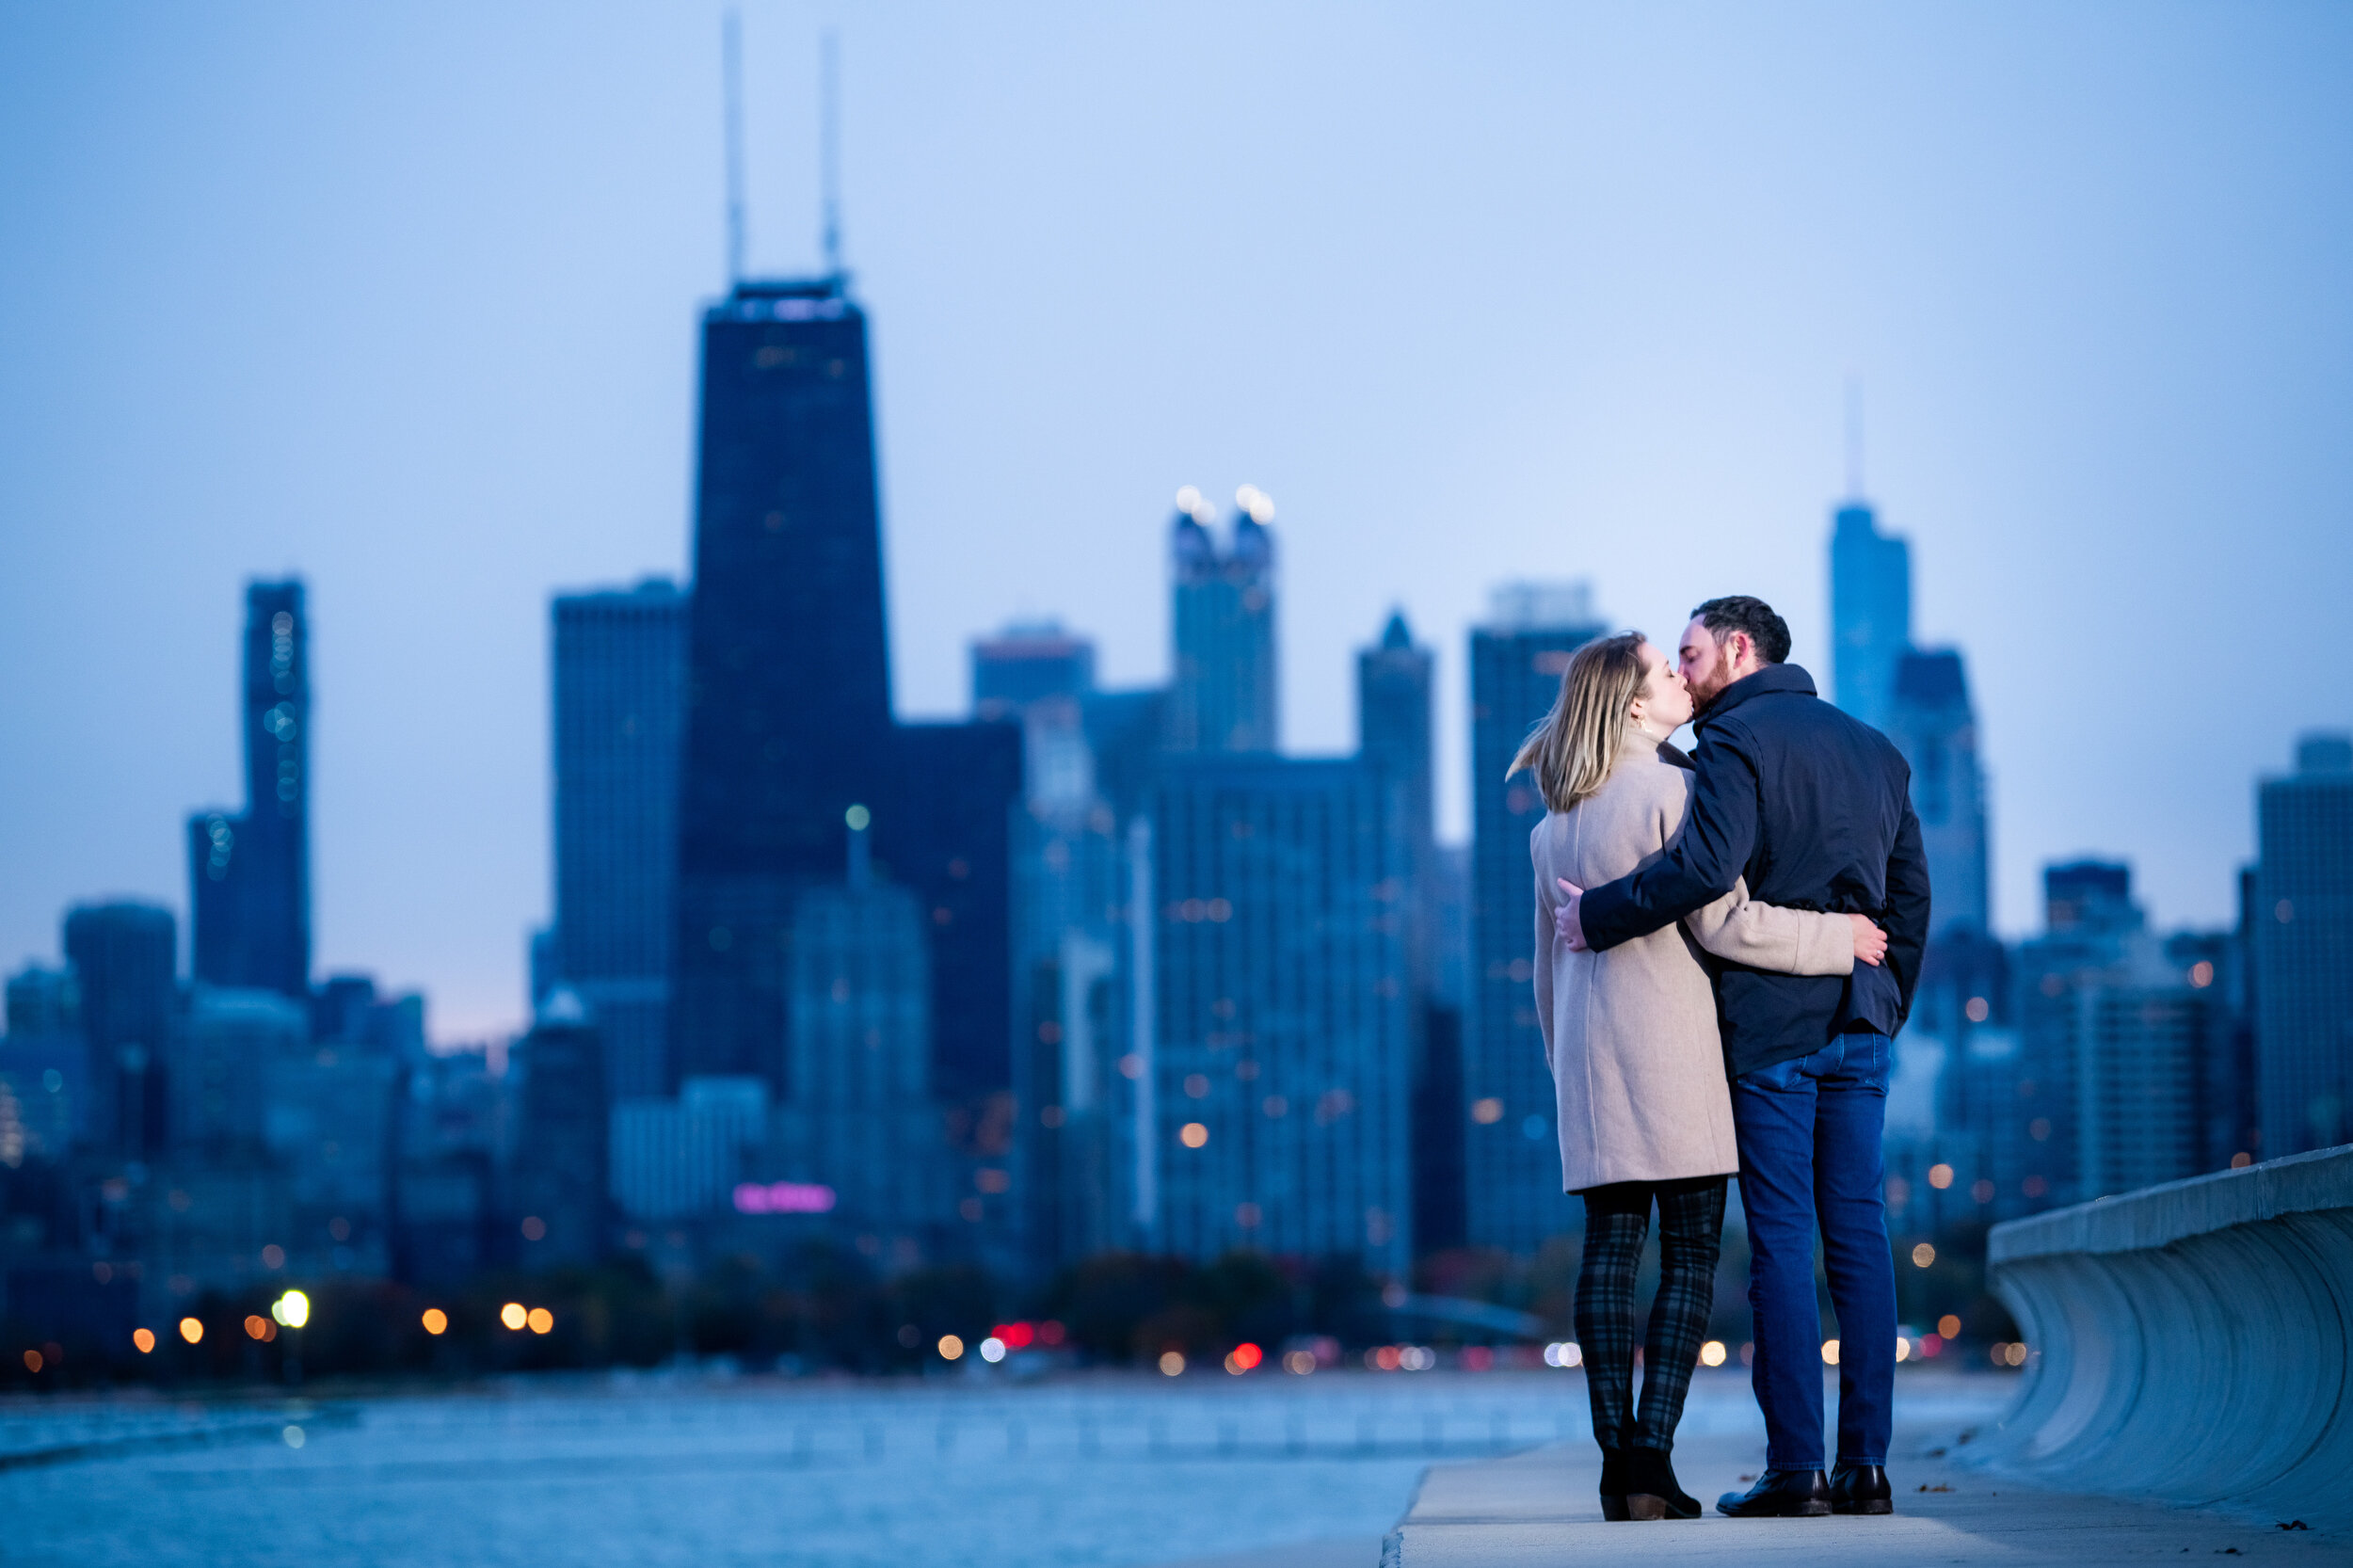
3, 2, 2349, 1040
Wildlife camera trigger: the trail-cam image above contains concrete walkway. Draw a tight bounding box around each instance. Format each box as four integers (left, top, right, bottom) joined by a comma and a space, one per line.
1380, 1409, 2353, 1565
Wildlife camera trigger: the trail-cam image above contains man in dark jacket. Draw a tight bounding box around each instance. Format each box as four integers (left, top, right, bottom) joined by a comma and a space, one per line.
1557, 595, 1931, 1519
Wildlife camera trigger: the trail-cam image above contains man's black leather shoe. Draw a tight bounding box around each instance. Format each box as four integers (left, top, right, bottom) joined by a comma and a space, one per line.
1830, 1464, 1893, 1514
1716, 1468, 1833, 1517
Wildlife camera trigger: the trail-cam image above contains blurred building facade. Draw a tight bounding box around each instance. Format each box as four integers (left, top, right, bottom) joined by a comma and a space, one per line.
1144, 753, 1414, 1277
510, 988, 608, 1265
2253, 732, 2353, 1158
1465, 584, 1606, 1253
1884, 649, 1991, 938
763, 822, 953, 1237
552, 578, 687, 1102
63, 902, 176, 1159
1356, 614, 1464, 1254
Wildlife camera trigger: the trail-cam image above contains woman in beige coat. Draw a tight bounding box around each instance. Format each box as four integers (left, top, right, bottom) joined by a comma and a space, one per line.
1516, 632, 1886, 1521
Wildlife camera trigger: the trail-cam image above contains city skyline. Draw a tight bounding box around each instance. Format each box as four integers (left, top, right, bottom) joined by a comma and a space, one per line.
7, 4, 2353, 1038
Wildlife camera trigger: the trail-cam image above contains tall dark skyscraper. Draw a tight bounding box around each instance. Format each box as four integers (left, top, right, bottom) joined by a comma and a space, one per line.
2253, 732, 2353, 1158
669, 278, 1020, 1114
1829, 500, 1911, 736
1465, 584, 1607, 1254
186, 581, 312, 998
1355, 612, 1462, 1252
511, 987, 609, 1265
552, 578, 687, 1101
1358, 614, 1434, 971
888, 722, 1021, 1100
62, 902, 177, 1157
671, 280, 899, 1086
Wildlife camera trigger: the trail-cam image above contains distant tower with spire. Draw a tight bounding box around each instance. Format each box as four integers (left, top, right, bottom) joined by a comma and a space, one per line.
1828, 382, 1912, 734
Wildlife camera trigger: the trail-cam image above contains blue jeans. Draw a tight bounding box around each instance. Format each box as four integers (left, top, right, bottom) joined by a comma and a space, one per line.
1731, 1032, 1895, 1471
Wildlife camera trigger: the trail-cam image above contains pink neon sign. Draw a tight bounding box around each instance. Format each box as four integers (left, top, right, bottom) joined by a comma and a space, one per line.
733, 1181, 838, 1215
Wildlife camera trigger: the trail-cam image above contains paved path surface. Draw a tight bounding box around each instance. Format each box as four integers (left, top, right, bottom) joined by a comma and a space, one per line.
1153, 1540, 1384, 1568
1380, 1412, 2353, 1565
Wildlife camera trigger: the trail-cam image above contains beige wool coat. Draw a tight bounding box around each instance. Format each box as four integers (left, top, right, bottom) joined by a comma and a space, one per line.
1532, 728, 1857, 1192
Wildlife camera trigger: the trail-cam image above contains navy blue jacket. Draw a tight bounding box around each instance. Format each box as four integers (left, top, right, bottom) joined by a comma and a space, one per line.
1577, 663, 1931, 1079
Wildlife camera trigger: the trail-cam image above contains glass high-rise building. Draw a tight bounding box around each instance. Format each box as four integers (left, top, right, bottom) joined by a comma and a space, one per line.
1884, 648, 1990, 936
973, 623, 1130, 1272
1, 965, 84, 1157
511, 987, 609, 1265
1144, 753, 1414, 1276
552, 578, 686, 1100
766, 830, 952, 1239
972, 622, 1096, 721
888, 722, 1021, 1102
1829, 501, 1911, 735
62, 902, 177, 1158
2253, 733, 2353, 1157
1166, 492, 1278, 755
1358, 612, 1435, 971
1355, 612, 1464, 1252
1464, 583, 1607, 1254
186, 581, 312, 999
667, 278, 1019, 1112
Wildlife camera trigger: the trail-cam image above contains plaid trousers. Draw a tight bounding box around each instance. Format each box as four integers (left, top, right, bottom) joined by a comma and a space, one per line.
1575, 1175, 1728, 1455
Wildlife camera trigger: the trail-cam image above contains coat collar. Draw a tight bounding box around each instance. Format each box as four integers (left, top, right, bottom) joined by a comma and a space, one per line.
1620, 726, 1694, 770
1696, 662, 1817, 730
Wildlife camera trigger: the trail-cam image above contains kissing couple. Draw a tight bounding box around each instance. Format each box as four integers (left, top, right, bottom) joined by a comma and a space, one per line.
1517, 595, 1930, 1521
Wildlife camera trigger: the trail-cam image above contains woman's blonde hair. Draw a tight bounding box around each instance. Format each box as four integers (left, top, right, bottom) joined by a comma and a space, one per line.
1508, 632, 1650, 812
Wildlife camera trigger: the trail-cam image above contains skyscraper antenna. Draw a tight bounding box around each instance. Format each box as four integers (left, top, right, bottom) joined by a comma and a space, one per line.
821, 30, 842, 279
1844, 375, 1865, 500
723, 9, 746, 285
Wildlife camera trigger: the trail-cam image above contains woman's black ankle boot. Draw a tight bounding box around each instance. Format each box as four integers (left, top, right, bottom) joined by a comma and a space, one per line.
1624, 1446, 1702, 1520
1598, 1448, 1631, 1521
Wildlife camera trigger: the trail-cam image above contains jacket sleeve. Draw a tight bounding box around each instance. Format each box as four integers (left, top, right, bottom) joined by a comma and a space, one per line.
1686, 876, 1854, 976
1530, 839, 1557, 1062
1884, 792, 1933, 1021
1579, 722, 1761, 952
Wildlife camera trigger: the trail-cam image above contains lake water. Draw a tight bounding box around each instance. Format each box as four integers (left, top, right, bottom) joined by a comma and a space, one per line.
0, 1368, 2016, 1568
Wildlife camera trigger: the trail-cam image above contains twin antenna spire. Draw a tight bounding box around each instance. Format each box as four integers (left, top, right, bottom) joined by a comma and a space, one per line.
722, 11, 843, 287
1844, 376, 1867, 502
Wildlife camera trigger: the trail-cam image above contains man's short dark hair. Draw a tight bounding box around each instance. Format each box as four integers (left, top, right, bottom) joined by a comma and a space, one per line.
1690, 596, 1792, 664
